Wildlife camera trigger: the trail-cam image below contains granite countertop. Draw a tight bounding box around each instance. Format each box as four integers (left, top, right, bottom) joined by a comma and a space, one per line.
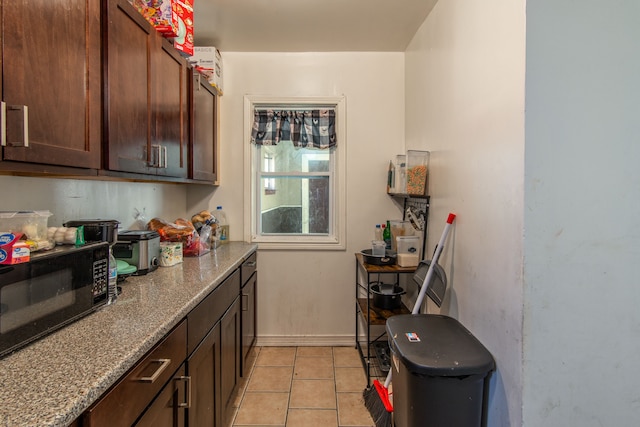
0, 242, 257, 427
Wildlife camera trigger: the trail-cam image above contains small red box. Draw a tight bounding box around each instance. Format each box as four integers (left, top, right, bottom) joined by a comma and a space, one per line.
173, 0, 194, 57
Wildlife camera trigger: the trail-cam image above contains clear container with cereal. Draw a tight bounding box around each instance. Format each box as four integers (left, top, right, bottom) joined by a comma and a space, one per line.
406, 150, 430, 195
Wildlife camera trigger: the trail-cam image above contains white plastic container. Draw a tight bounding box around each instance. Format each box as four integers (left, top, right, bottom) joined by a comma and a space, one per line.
396, 235, 420, 267
160, 242, 183, 266
372, 240, 386, 256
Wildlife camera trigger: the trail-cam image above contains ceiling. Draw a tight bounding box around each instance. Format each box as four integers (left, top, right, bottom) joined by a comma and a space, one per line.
193, 0, 439, 52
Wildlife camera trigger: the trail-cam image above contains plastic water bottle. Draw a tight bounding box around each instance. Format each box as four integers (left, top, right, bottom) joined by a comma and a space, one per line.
108, 247, 118, 304
216, 206, 229, 244
374, 224, 383, 241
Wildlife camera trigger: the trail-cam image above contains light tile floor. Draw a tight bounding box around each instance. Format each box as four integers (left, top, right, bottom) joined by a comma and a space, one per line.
231, 346, 376, 427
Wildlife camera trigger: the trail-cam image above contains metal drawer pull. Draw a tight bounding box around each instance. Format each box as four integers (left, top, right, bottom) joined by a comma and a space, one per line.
177, 376, 191, 408
1, 102, 6, 147
244, 261, 256, 268
150, 144, 162, 167
2, 104, 29, 147
137, 358, 171, 383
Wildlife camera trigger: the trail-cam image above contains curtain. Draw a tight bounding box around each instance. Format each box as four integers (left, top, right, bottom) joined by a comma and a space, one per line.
250, 109, 336, 149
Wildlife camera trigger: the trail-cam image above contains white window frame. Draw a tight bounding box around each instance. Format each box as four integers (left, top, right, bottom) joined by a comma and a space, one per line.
243, 95, 347, 250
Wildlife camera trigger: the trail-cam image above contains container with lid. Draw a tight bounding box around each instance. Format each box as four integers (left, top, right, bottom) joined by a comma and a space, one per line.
387, 314, 495, 427
396, 235, 420, 267
0, 210, 52, 242
406, 150, 430, 195
395, 154, 407, 194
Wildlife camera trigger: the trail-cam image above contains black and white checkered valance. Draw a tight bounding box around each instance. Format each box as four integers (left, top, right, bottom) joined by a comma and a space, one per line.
250, 109, 336, 149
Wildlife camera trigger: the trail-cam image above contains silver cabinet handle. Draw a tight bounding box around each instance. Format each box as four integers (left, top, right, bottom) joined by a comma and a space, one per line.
20, 105, 28, 147
1, 102, 6, 147
3, 104, 29, 147
244, 261, 257, 268
136, 358, 171, 383
150, 144, 161, 167
177, 375, 191, 408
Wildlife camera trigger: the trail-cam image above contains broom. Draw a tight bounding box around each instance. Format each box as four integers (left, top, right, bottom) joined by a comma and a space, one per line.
363, 212, 456, 427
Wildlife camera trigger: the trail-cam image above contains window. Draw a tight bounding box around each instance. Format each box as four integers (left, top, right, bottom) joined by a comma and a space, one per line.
243, 96, 346, 250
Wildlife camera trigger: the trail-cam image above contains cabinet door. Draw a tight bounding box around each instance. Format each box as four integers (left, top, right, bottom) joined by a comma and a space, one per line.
220, 298, 241, 427
83, 320, 187, 427
104, 0, 154, 175
1, 0, 101, 169
189, 72, 218, 183
241, 273, 257, 376
135, 364, 188, 427
187, 321, 222, 427
104, 0, 187, 178
153, 37, 188, 178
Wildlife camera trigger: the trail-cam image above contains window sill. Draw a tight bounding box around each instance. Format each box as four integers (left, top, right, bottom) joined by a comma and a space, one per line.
252, 236, 345, 251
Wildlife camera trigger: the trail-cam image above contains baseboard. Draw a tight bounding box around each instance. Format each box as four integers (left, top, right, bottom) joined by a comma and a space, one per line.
256, 335, 356, 347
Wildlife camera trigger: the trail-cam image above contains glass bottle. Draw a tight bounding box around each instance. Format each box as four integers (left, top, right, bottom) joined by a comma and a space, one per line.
383, 221, 392, 250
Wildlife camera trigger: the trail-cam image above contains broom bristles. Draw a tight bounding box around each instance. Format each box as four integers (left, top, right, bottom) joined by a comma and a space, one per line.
363, 379, 393, 427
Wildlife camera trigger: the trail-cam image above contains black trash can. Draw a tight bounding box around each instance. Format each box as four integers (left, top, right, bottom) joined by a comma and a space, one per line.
387, 314, 495, 427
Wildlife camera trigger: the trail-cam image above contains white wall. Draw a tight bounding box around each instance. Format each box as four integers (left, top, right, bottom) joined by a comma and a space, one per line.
404, 0, 525, 425
213, 52, 406, 344
0, 176, 188, 229
524, 1, 640, 425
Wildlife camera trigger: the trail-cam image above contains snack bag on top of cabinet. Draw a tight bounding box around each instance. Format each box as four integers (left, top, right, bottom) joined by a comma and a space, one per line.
132, 0, 179, 38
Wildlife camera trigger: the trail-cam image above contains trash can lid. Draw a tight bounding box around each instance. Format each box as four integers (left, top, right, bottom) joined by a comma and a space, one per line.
386, 314, 495, 377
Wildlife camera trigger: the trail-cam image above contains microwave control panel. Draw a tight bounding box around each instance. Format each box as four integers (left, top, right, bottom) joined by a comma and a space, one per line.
93, 258, 109, 298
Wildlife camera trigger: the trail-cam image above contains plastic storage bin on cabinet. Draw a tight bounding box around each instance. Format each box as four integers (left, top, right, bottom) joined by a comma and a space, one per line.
387, 314, 495, 427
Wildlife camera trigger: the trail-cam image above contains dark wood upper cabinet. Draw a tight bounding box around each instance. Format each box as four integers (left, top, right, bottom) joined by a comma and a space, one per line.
103, 0, 187, 178
0, 0, 101, 170
189, 72, 219, 183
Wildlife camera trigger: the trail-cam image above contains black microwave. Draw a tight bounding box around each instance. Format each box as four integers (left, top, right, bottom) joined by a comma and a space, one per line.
0, 241, 110, 358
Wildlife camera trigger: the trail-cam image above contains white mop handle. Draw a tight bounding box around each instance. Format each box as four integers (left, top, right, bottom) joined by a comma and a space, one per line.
384, 213, 456, 389
412, 212, 456, 315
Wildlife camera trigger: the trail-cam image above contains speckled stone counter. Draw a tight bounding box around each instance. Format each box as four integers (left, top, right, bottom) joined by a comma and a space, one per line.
0, 242, 257, 427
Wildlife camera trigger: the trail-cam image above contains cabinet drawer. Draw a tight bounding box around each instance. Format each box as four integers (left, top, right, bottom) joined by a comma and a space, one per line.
83, 320, 187, 427
241, 252, 257, 286
187, 269, 240, 355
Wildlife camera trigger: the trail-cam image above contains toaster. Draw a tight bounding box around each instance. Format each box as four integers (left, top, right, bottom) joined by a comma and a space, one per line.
113, 230, 160, 275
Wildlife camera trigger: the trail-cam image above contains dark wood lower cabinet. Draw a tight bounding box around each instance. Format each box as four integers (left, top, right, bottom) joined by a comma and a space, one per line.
186, 298, 241, 427
81, 264, 249, 427
82, 321, 187, 427
135, 364, 188, 427
220, 299, 241, 426
187, 321, 221, 427
241, 272, 257, 375
240, 252, 258, 377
